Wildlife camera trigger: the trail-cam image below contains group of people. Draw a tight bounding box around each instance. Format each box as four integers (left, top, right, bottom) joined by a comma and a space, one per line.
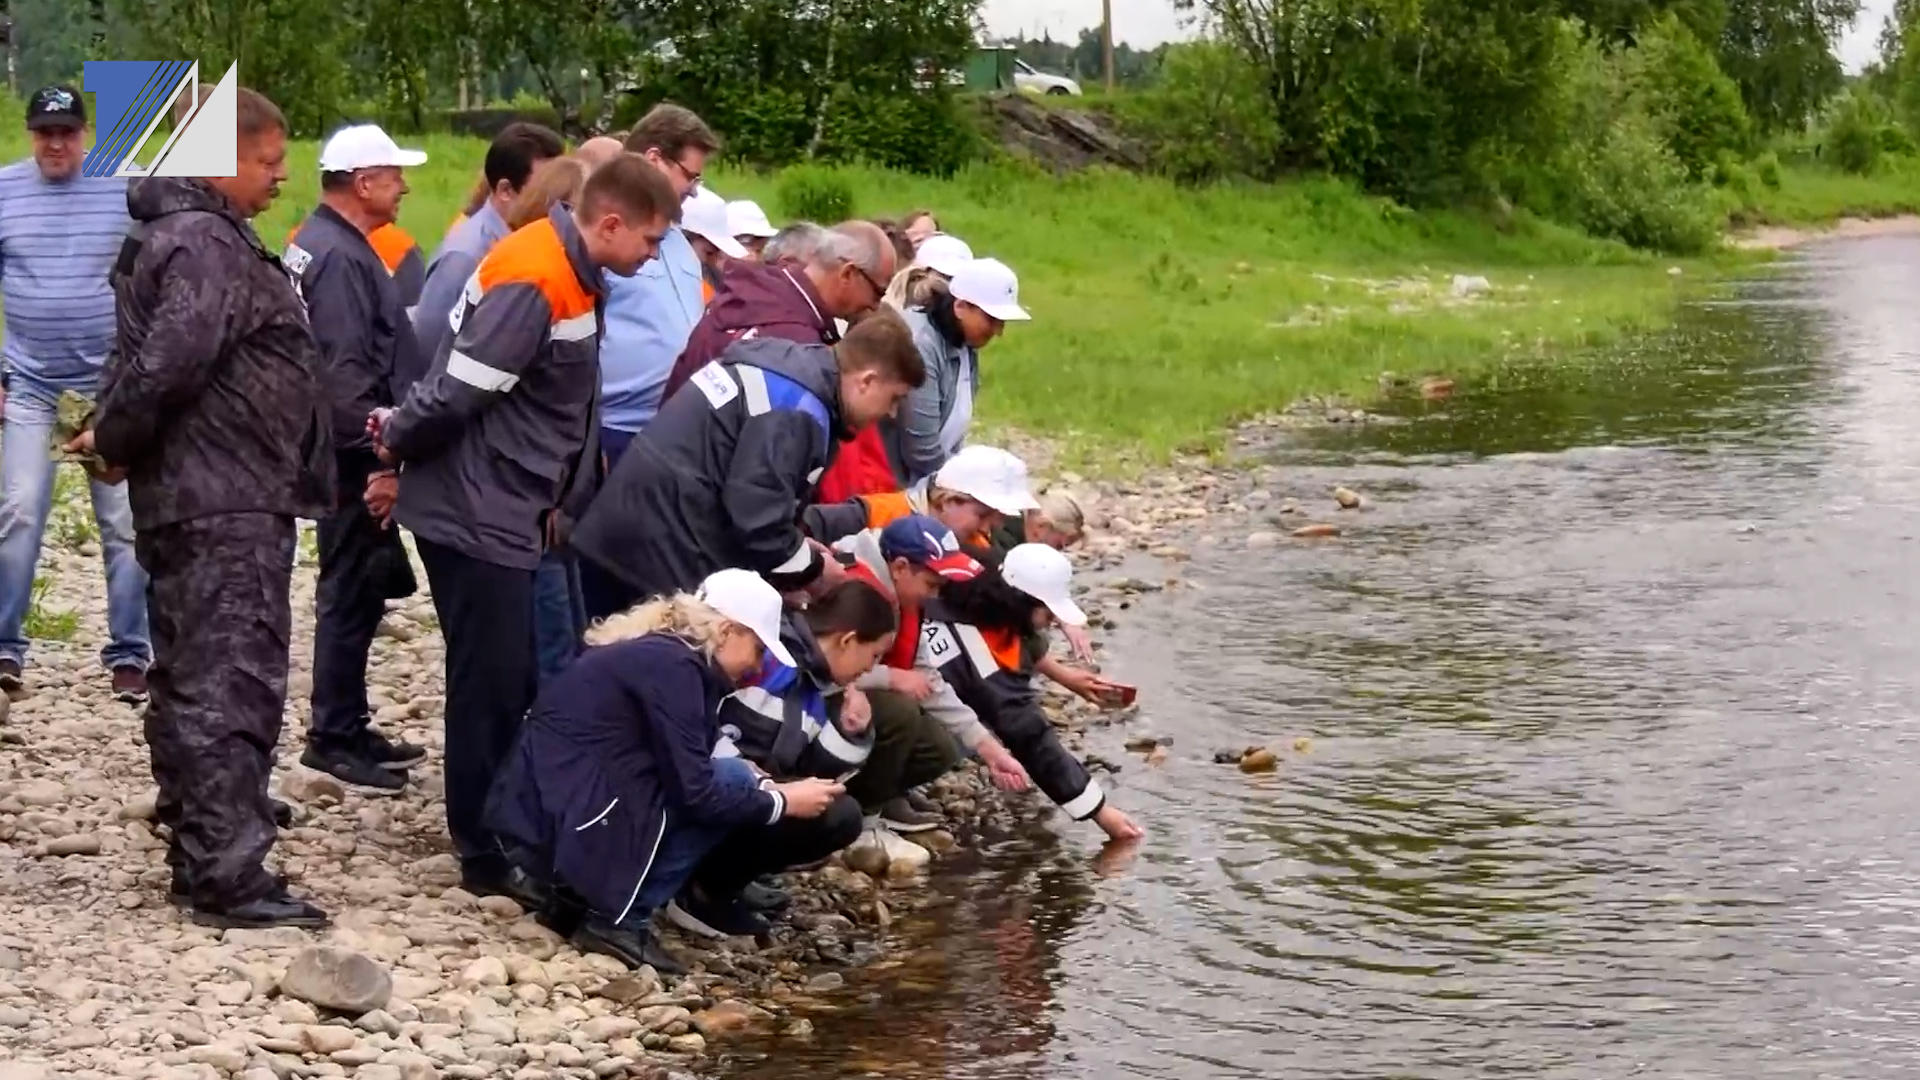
1, 80, 1143, 972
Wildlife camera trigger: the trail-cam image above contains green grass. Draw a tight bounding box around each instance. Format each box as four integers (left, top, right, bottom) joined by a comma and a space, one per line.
9, 122, 1915, 467
22, 577, 78, 643
1745, 158, 1920, 224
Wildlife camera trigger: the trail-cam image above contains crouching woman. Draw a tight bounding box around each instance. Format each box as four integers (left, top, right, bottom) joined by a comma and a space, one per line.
920, 544, 1143, 843
486, 569, 846, 973
672, 579, 898, 939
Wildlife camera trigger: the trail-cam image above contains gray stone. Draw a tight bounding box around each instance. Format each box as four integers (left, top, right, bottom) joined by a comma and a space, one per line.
278, 948, 392, 1016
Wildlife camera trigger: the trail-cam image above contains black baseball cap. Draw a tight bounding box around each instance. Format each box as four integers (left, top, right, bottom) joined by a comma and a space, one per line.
26, 84, 85, 130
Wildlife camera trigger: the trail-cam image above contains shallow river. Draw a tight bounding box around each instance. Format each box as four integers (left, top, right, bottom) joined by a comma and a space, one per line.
716, 236, 1920, 1079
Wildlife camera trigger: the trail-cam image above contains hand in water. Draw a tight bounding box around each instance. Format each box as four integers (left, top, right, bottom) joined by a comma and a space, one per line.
1093, 804, 1144, 842
1094, 836, 1142, 878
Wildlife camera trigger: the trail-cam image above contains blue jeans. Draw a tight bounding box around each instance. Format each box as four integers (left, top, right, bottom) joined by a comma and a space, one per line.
532, 549, 586, 688
0, 373, 149, 670
622, 756, 758, 928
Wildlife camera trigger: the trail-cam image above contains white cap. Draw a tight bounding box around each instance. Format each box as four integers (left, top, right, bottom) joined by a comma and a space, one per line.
949, 257, 1030, 322
1002, 543, 1086, 627
933, 445, 1038, 515
695, 568, 796, 667
913, 234, 974, 277
727, 199, 779, 239
681, 188, 748, 259
318, 124, 428, 172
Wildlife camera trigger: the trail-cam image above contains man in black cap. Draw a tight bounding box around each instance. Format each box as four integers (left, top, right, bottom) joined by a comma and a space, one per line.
0, 85, 150, 704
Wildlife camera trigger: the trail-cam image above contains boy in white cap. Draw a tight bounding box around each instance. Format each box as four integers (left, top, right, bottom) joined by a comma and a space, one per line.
680, 187, 748, 295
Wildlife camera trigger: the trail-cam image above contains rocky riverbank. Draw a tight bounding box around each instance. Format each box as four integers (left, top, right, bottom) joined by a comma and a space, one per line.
0, 448, 1349, 1080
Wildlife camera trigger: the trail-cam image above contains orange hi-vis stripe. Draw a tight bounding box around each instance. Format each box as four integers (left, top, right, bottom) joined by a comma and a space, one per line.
367, 223, 419, 275
475, 217, 595, 323
977, 624, 1024, 672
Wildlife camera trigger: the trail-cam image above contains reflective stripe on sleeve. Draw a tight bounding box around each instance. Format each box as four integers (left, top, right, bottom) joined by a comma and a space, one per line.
446, 349, 520, 392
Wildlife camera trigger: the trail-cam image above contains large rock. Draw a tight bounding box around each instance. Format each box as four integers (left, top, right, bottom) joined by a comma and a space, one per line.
279, 947, 393, 1016
691, 999, 773, 1037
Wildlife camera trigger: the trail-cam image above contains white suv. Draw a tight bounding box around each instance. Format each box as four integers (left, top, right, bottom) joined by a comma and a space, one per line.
1014, 59, 1081, 96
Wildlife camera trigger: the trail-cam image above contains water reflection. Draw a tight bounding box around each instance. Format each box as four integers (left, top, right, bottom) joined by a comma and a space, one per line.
716, 236, 1920, 1079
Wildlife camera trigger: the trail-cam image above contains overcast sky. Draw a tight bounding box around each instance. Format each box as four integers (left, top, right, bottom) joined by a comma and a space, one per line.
981, 0, 1896, 71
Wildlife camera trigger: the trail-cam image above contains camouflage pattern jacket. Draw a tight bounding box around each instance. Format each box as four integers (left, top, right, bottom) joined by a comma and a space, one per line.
96, 177, 332, 531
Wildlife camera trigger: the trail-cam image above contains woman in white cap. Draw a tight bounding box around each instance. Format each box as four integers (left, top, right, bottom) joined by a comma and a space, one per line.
884, 255, 1030, 485
485, 569, 847, 974
727, 199, 781, 261
883, 232, 971, 311
918, 545, 1143, 844
679, 187, 749, 299
803, 443, 1041, 551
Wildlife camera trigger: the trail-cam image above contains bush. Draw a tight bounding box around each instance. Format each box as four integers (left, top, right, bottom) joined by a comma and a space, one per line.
1112, 40, 1281, 185
1753, 150, 1783, 188
1826, 91, 1888, 175
777, 165, 857, 223
1567, 116, 1721, 253
1621, 14, 1752, 180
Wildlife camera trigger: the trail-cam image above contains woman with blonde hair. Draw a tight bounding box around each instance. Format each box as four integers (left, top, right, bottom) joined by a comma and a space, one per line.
504, 156, 591, 230
487, 569, 846, 973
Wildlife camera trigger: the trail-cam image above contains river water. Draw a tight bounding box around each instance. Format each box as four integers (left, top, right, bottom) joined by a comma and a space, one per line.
715, 237, 1920, 1079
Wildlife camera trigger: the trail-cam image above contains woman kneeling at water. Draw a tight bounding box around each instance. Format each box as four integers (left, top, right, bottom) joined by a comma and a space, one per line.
486, 570, 846, 973
673, 580, 898, 939
921, 544, 1144, 843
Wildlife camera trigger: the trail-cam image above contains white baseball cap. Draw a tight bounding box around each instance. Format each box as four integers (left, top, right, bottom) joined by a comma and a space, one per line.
318, 124, 428, 172
949, 257, 1030, 322
681, 188, 749, 260
727, 199, 779, 239
695, 569, 796, 667
933, 445, 1039, 515
1001, 543, 1086, 627
913, 234, 974, 277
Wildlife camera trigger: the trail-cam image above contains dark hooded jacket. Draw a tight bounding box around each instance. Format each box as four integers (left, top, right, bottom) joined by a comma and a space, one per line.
715, 611, 873, 780
486, 632, 784, 922
571, 336, 845, 600
96, 177, 332, 531
660, 260, 836, 403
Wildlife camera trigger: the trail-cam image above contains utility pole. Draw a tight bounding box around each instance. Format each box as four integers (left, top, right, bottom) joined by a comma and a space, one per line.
1101, 0, 1116, 93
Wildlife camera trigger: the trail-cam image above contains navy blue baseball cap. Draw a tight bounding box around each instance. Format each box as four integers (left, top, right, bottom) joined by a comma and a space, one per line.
878, 514, 981, 580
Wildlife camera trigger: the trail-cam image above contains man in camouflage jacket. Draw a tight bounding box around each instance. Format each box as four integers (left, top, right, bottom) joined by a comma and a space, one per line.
89, 90, 335, 930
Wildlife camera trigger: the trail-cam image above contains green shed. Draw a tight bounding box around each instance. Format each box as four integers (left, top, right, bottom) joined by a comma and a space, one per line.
965, 46, 1017, 92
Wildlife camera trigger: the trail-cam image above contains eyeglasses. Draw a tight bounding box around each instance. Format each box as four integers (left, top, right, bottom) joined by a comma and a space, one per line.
668, 157, 703, 192
849, 261, 886, 302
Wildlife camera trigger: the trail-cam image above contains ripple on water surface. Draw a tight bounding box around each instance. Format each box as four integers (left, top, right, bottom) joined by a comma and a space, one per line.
714, 238, 1920, 1079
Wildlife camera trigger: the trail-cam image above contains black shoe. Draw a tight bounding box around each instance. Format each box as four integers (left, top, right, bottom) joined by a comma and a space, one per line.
666, 890, 770, 940
171, 870, 290, 907
190, 887, 330, 930
906, 789, 940, 815
272, 799, 294, 829
360, 728, 427, 771
300, 743, 407, 796
461, 865, 551, 914
570, 917, 687, 976
879, 795, 941, 834
0, 659, 22, 700
738, 879, 791, 913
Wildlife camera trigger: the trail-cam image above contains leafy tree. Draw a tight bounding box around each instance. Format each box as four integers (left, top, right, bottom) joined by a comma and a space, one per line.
1716, 0, 1857, 131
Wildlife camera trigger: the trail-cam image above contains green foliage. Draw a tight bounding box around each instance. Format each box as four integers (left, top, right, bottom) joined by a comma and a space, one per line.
1112, 41, 1280, 184
23, 578, 78, 644
1622, 15, 1752, 178
1824, 90, 1893, 174
1754, 149, 1784, 187
777, 165, 858, 223
1716, 0, 1857, 132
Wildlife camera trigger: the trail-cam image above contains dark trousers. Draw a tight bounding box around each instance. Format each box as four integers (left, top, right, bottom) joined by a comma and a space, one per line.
580, 426, 642, 622
416, 536, 535, 878
695, 793, 865, 898
845, 689, 961, 812
309, 481, 416, 749
137, 512, 296, 908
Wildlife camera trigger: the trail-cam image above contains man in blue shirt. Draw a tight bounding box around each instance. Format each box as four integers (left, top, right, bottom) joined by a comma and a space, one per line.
567, 105, 720, 627
0, 85, 148, 702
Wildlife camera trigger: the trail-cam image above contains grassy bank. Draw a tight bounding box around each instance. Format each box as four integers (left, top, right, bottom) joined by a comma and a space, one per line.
16, 127, 1920, 465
